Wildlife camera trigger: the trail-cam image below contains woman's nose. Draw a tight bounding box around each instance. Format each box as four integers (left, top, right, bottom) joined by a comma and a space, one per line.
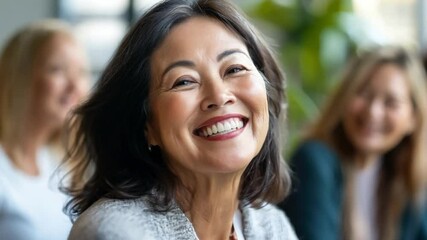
200, 78, 236, 111
66, 69, 89, 95
366, 99, 385, 119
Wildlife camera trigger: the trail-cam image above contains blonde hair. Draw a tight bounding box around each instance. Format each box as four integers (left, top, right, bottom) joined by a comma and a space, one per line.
0, 19, 76, 145
306, 46, 427, 240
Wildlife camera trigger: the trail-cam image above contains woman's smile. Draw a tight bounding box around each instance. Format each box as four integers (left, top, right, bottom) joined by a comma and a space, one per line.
194, 114, 248, 140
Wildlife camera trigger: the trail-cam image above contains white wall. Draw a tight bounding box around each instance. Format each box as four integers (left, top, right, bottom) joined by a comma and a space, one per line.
0, 0, 56, 50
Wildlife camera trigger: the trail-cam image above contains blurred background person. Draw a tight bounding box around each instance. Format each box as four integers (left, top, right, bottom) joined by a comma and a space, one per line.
279, 46, 427, 240
0, 19, 90, 240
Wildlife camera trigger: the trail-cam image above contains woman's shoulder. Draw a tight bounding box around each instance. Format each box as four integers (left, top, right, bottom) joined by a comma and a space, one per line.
0, 144, 11, 172
288, 139, 343, 188
294, 139, 336, 157
242, 203, 298, 239
83, 196, 152, 214
399, 196, 427, 239
69, 197, 157, 240
291, 139, 340, 168
69, 197, 197, 240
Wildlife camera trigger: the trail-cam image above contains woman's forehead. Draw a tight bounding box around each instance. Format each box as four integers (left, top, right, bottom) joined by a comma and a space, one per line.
151, 17, 248, 65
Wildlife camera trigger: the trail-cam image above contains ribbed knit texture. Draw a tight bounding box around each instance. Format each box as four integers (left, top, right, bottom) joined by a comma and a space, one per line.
69, 197, 298, 240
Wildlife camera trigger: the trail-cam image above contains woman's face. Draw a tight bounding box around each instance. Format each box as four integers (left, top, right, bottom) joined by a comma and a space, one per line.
147, 17, 269, 175
30, 34, 90, 129
343, 63, 415, 156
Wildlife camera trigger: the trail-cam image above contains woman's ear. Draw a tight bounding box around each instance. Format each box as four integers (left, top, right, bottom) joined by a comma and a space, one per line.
145, 122, 159, 147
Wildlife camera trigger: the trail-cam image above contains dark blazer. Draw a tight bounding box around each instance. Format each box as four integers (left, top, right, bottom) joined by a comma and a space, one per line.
279, 140, 427, 240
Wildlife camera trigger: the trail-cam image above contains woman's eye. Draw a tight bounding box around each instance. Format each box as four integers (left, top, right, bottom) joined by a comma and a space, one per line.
47, 64, 63, 74
384, 97, 405, 109
172, 79, 195, 88
226, 66, 246, 75
357, 89, 371, 99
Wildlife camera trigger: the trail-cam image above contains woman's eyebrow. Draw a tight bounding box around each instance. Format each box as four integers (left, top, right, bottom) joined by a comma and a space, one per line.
217, 49, 249, 62
161, 49, 249, 79
161, 60, 195, 79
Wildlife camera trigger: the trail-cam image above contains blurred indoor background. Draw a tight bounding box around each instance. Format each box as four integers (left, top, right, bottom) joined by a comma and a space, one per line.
1, 0, 426, 153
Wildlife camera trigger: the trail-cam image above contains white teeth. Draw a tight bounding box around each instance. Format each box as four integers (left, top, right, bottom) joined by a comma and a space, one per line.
217, 122, 224, 132
199, 118, 245, 137
212, 124, 218, 134
230, 120, 236, 129
224, 121, 231, 130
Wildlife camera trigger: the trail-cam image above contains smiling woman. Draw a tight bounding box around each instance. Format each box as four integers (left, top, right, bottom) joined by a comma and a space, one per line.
280, 46, 427, 240
0, 19, 90, 240
64, 0, 297, 239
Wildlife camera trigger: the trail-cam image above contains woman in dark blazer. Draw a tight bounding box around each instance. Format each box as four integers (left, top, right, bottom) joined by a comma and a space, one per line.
280, 46, 427, 240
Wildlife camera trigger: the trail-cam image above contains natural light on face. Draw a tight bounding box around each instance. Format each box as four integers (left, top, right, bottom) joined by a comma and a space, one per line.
342, 63, 415, 156
146, 17, 269, 177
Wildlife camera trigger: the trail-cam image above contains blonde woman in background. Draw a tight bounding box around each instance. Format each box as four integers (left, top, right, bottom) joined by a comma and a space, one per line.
280, 46, 427, 240
0, 19, 90, 240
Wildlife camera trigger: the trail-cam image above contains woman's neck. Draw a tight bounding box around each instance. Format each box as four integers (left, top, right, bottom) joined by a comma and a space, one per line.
3, 119, 53, 176
176, 172, 242, 240
354, 153, 381, 170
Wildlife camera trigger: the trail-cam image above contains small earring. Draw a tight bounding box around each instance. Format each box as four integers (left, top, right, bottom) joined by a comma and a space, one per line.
148, 145, 152, 152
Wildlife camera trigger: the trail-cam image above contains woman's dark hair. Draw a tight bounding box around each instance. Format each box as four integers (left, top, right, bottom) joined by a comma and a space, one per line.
64, 0, 290, 219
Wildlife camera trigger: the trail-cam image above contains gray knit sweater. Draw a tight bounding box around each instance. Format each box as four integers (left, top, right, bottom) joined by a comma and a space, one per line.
68, 197, 298, 240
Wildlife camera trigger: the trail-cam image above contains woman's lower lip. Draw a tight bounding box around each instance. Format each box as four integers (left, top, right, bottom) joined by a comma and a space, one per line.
200, 126, 245, 141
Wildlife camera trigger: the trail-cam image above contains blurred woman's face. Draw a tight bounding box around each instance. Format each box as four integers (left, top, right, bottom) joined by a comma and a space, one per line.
147, 17, 269, 176
30, 34, 90, 130
343, 63, 415, 156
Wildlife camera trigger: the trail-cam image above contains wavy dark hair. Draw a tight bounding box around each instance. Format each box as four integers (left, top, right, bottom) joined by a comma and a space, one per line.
64, 0, 290, 220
